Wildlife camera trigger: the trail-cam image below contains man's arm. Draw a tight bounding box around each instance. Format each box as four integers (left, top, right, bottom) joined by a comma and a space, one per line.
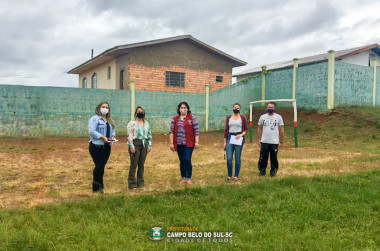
257, 125, 263, 147
279, 125, 284, 147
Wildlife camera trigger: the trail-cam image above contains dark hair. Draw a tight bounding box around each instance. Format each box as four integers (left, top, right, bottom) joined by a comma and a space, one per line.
95, 101, 115, 127
134, 106, 146, 122
233, 103, 241, 108
177, 102, 191, 115
267, 102, 276, 107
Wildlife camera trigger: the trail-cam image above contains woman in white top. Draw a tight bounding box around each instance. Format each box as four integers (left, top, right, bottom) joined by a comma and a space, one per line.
223, 103, 248, 181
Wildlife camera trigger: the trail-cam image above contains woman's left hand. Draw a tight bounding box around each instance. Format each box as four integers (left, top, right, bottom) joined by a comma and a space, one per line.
235, 134, 243, 139
147, 147, 152, 153
194, 142, 199, 149
111, 136, 116, 140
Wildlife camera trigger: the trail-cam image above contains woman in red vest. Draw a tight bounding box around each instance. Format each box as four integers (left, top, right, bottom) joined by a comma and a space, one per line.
169, 102, 200, 185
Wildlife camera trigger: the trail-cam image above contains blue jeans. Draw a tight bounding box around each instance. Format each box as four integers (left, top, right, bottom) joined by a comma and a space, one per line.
226, 134, 244, 177
177, 145, 194, 180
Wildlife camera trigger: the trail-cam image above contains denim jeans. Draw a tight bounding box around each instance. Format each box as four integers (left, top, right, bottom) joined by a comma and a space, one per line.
226, 134, 244, 177
177, 145, 194, 180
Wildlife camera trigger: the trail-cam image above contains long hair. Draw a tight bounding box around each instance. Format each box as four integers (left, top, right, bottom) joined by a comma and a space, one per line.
134, 106, 146, 122
95, 102, 115, 127
177, 101, 191, 116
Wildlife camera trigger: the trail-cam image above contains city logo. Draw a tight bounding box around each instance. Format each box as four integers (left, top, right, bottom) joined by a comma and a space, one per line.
148, 227, 166, 241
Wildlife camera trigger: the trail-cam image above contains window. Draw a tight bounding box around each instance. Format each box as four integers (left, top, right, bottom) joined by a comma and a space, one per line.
216, 76, 223, 82
165, 71, 185, 87
82, 77, 87, 88
107, 66, 111, 79
120, 70, 124, 89
91, 73, 97, 89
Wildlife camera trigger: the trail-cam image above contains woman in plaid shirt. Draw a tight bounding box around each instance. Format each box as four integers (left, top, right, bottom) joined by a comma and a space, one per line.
169, 102, 200, 185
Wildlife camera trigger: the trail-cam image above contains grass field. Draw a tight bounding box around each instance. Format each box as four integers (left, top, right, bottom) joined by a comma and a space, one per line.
0, 107, 379, 249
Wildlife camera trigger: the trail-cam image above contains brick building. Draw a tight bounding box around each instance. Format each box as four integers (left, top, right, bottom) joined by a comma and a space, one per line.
68, 35, 246, 93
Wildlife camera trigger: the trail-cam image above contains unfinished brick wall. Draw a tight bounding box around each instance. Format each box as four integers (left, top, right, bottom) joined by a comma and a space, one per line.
129, 63, 231, 93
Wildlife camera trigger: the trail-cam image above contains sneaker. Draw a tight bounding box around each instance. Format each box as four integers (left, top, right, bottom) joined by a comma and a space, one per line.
180, 180, 187, 184
232, 177, 238, 181
187, 180, 192, 185
226, 177, 231, 181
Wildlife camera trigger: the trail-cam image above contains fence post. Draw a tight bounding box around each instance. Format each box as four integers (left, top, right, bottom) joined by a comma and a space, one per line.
292, 58, 299, 100
261, 66, 266, 107
372, 58, 377, 107
327, 50, 335, 110
130, 80, 135, 120
205, 84, 210, 132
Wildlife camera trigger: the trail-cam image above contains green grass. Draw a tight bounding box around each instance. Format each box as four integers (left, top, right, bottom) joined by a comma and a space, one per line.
1, 171, 379, 250
288, 106, 380, 152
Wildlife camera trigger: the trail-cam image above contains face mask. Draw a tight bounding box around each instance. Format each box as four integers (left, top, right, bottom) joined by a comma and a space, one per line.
136, 113, 145, 119
233, 109, 240, 114
180, 109, 187, 115
267, 109, 274, 114
100, 108, 109, 115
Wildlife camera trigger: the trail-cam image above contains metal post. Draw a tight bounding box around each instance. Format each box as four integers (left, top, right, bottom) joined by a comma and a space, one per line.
205, 84, 210, 132
130, 80, 135, 120
327, 50, 335, 110
372, 58, 377, 107
249, 103, 253, 143
292, 58, 299, 100
261, 66, 266, 107
293, 100, 298, 147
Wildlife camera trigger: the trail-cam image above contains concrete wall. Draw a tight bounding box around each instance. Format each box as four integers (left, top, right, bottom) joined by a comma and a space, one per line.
266, 68, 293, 106
209, 77, 262, 130
335, 61, 373, 106
0, 85, 130, 137
135, 91, 205, 133
296, 62, 329, 109
79, 59, 116, 89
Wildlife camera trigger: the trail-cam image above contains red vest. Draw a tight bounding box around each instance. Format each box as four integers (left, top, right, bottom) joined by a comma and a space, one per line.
173, 114, 195, 151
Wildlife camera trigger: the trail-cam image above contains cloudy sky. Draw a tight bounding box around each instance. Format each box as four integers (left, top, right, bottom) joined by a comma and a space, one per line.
1, 0, 380, 87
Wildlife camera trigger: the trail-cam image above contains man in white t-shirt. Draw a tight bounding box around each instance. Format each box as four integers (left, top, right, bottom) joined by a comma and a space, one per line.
257, 102, 284, 177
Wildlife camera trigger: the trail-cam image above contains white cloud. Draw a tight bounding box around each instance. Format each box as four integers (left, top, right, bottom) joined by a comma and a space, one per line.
0, 0, 379, 87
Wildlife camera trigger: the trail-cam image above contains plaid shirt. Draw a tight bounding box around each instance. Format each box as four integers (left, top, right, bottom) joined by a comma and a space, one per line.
170, 114, 199, 145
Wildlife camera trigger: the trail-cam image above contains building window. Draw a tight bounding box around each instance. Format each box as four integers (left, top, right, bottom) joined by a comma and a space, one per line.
107, 66, 111, 79
82, 77, 87, 88
165, 71, 185, 87
216, 76, 223, 82
120, 70, 124, 89
91, 73, 97, 89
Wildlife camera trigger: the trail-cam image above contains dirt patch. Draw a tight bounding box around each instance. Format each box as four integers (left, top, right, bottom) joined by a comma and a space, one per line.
0, 132, 379, 209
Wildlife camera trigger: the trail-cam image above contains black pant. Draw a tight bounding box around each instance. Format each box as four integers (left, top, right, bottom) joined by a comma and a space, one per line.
128, 139, 148, 189
258, 143, 279, 176
89, 142, 111, 192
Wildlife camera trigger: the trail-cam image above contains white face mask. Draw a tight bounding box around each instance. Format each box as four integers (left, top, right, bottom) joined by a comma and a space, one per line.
100, 108, 109, 115
180, 109, 187, 115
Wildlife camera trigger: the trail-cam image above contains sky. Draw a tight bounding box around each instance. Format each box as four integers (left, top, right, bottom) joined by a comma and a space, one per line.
1, 0, 380, 87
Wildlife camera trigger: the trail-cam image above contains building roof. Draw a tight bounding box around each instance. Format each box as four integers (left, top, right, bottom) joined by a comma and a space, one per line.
233, 43, 380, 77
68, 35, 247, 74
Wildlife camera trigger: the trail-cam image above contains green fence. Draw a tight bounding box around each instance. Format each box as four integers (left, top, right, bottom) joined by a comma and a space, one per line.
0, 59, 378, 137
